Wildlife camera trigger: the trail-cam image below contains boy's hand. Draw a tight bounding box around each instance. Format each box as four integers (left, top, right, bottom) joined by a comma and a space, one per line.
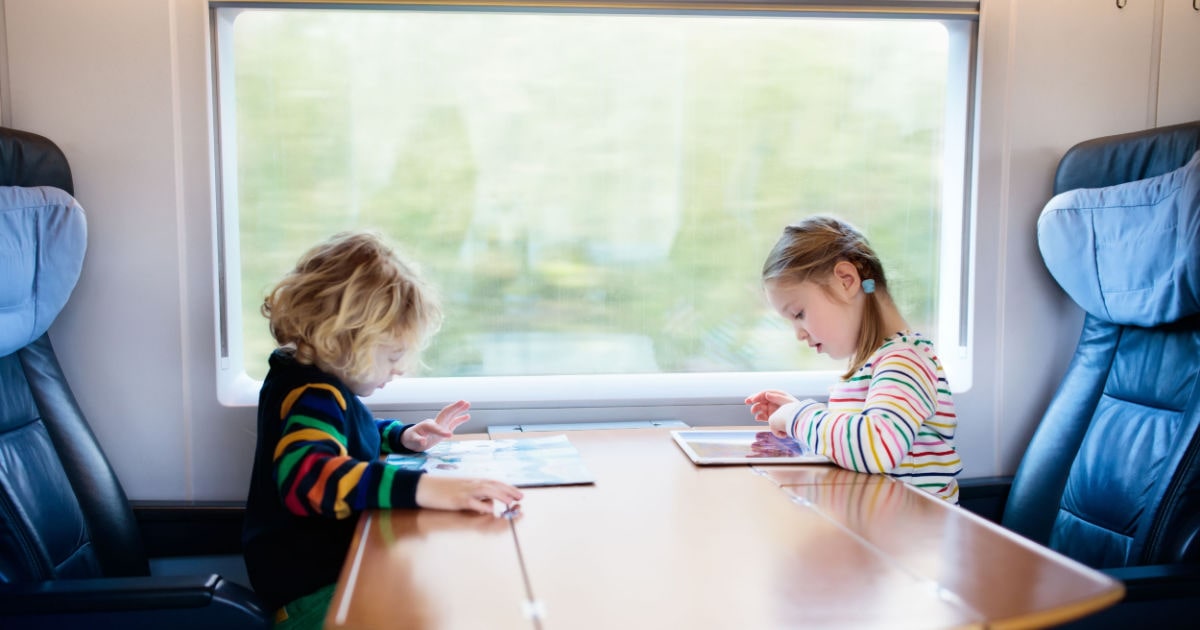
401, 400, 471, 452
415, 475, 525, 514
744, 389, 799, 423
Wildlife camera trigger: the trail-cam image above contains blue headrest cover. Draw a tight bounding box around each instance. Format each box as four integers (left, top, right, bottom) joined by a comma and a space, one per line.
1038, 150, 1200, 327
0, 186, 86, 356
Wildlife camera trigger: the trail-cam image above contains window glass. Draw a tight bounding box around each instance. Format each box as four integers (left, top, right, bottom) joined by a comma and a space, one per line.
220, 7, 965, 387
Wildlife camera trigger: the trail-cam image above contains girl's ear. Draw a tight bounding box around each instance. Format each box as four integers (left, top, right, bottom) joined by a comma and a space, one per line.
831, 260, 861, 297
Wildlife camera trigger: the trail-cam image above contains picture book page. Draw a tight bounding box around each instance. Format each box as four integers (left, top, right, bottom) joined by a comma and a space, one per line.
387, 434, 595, 487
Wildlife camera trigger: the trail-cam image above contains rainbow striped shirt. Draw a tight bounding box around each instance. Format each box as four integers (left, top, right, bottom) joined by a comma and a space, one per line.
272, 381, 422, 519
771, 332, 961, 503
244, 350, 424, 609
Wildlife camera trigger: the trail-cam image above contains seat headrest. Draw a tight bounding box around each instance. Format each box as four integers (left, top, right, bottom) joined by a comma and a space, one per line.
1037, 150, 1200, 327
0, 186, 86, 356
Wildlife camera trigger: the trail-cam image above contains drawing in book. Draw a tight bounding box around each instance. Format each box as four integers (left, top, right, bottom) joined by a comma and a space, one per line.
386, 433, 595, 487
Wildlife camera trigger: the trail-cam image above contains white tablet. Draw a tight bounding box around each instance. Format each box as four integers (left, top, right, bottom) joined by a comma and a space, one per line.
670, 429, 830, 465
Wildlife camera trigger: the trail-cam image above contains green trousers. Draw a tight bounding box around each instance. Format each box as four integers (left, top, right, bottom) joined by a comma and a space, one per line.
274, 583, 336, 630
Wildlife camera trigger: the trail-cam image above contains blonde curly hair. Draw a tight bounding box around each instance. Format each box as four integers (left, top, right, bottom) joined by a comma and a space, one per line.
262, 231, 442, 384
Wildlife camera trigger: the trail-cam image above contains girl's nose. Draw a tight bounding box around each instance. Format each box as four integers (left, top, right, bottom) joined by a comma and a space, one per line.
793, 325, 809, 342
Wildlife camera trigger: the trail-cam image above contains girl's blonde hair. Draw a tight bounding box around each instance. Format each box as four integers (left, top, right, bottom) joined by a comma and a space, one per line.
762, 216, 888, 379
262, 231, 443, 384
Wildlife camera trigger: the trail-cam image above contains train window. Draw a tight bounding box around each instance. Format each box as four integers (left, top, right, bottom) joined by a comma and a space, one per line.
210, 1, 978, 409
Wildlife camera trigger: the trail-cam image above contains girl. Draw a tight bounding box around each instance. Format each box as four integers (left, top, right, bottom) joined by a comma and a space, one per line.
243, 231, 523, 629
744, 216, 961, 503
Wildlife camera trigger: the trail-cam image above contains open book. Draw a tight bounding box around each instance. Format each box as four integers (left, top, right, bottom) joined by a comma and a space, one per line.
386, 434, 595, 487
671, 429, 830, 465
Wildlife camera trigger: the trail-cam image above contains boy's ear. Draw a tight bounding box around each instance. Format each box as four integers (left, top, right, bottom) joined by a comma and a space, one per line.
831, 260, 861, 296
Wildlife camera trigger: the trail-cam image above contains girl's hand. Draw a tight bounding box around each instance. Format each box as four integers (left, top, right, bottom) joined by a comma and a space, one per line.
401, 400, 471, 452
744, 390, 799, 423
415, 475, 525, 514
767, 411, 791, 439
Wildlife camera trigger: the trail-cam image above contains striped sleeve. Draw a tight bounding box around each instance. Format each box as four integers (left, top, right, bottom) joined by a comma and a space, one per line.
274, 384, 421, 519
377, 419, 418, 454
779, 345, 938, 475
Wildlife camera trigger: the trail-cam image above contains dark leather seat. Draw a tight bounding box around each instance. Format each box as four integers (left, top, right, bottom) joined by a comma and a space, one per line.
0, 127, 269, 629
964, 121, 1200, 628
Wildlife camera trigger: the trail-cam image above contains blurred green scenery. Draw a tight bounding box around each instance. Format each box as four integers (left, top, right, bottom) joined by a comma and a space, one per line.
231, 9, 949, 380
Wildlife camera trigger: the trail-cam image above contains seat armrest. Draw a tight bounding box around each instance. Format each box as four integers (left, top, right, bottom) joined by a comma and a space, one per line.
1105, 564, 1200, 602
0, 575, 268, 629
1064, 564, 1200, 629
0, 574, 226, 613
957, 475, 1013, 523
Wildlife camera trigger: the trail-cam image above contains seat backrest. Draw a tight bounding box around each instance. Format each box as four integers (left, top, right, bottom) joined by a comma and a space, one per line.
0, 130, 150, 582
1003, 121, 1200, 569
0, 126, 74, 195
1053, 120, 1200, 195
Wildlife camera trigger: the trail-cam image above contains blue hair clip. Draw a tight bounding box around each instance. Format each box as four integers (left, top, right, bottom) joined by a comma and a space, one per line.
862, 279, 876, 294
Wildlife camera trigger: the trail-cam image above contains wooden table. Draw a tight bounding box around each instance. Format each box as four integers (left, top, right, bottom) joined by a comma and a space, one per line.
326, 427, 1123, 629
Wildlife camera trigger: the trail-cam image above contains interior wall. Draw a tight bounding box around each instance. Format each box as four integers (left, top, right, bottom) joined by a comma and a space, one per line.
1158, 0, 1200, 127
5, 0, 195, 498
976, 0, 1196, 472
0, 0, 1195, 500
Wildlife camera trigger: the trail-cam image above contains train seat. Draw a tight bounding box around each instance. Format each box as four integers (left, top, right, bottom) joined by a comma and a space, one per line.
966, 120, 1200, 629
0, 127, 269, 629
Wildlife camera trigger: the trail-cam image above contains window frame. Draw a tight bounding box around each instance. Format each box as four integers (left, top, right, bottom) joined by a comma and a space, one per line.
209, 0, 979, 411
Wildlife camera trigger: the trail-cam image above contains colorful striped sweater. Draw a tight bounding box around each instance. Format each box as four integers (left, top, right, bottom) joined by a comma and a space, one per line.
770, 332, 961, 503
243, 349, 424, 609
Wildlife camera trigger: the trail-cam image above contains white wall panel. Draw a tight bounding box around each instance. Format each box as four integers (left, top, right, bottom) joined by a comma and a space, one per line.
985, 0, 1160, 472
1158, 0, 1200, 127
6, 0, 192, 499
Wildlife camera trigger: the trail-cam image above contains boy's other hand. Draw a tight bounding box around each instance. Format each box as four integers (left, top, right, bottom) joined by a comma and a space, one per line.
415, 475, 525, 514
401, 400, 471, 451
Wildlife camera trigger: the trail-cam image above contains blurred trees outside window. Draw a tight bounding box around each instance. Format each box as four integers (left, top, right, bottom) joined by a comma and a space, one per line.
229, 9, 953, 380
